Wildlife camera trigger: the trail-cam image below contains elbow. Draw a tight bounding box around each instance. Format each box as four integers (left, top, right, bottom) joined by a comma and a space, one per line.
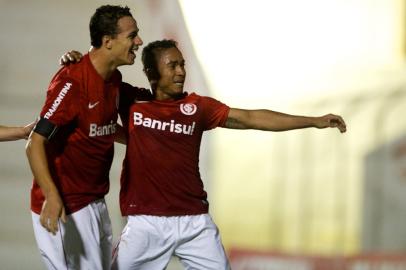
25, 133, 44, 159
25, 138, 33, 158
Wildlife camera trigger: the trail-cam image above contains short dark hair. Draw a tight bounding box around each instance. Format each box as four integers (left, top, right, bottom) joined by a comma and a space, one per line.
89, 5, 133, 48
142, 39, 178, 80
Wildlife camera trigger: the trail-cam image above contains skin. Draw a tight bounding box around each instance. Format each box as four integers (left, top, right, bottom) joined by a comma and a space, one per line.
152, 47, 347, 133
0, 121, 36, 142
60, 46, 347, 133
26, 15, 143, 235
153, 47, 186, 101
89, 16, 143, 80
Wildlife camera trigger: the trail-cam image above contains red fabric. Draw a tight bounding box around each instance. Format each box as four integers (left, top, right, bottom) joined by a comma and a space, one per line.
120, 92, 230, 216
31, 54, 122, 214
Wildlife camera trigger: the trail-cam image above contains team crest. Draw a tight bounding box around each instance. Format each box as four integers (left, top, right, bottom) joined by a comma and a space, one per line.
180, 103, 197, 115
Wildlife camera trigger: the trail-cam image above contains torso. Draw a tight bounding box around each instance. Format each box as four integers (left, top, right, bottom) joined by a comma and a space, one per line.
120, 92, 230, 216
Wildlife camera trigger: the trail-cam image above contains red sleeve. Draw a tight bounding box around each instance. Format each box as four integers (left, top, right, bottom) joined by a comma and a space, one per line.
40, 77, 79, 126
200, 96, 230, 130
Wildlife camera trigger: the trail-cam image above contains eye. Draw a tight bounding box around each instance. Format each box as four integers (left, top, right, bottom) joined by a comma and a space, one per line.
128, 32, 138, 39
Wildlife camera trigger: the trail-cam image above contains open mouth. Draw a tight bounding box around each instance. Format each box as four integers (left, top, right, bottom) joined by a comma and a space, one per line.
129, 47, 137, 56
174, 81, 184, 86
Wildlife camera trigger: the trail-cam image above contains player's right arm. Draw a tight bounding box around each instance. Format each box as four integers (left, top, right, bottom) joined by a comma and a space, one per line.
26, 76, 77, 234
26, 131, 67, 235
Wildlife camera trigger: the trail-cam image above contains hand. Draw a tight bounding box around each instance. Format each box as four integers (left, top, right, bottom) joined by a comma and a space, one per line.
316, 114, 347, 133
22, 120, 37, 139
40, 192, 67, 235
59, 50, 83, 65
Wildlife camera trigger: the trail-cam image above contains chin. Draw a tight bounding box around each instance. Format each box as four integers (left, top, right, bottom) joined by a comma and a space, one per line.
175, 86, 184, 93
127, 55, 136, 64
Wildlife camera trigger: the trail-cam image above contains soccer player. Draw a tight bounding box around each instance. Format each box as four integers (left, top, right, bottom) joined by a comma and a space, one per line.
0, 122, 35, 141
25, 5, 143, 269
109, 39, 347, 269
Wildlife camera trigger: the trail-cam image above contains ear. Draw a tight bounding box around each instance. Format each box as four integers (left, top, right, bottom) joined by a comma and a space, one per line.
144, 68, 157, 80
102, 35, 113, 50
143, 68, 157, 87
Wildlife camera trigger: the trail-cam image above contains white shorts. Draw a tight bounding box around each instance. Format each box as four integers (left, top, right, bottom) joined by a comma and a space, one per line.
31, 199, 112, 270
111, 214, 230, 270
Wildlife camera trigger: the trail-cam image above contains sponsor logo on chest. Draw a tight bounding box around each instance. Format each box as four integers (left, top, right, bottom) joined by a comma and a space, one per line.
133, 112, 196, 135
89, 120, 117, 137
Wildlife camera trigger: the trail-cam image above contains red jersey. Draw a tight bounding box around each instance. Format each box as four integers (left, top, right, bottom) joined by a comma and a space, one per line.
31, 54, 122, 214
119, 92, 230, 216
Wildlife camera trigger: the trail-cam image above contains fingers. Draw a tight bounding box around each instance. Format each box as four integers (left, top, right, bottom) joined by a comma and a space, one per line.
40, 213, 59, 235
59, 54, 69, 65
61, 208, 68, 223
59, 50, 82, 65
59, 54, 73, 65
329, 114, 347, 133
70, 50, 83, 62
39, 198, 66, 235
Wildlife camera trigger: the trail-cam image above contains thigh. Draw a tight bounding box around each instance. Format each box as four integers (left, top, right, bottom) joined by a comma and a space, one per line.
65, 200, 112, 269
111, 215, 174, 270
32, 199, 112, 270
31, 211, 68, 270
175, 214, 230, 270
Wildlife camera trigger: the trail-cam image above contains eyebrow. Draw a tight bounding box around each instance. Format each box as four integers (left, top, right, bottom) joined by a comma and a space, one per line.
127, 29, 139, 38
166, 59, 185, 65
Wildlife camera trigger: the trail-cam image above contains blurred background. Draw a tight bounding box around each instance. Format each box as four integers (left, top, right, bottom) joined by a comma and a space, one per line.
1, 0, 406, 269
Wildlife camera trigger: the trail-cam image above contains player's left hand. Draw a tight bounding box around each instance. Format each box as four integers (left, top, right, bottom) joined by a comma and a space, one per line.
59, 50, 83, 65
316, 114, 347, 133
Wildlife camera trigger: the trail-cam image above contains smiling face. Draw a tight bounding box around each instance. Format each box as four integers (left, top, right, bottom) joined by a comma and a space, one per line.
110, 16, 143, 66
154, 47, 186, 101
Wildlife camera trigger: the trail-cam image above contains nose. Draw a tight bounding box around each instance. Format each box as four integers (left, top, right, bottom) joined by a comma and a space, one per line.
176, 65, 185, 76
134, 35, 143, 46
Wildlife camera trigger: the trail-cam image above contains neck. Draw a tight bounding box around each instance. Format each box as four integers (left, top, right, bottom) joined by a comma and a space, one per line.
89, 47, 117, 80
154, 90, 184, 101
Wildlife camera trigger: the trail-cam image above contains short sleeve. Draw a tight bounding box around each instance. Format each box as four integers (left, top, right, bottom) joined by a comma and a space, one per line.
200, 96, 230, 130
40, 78, 79, 126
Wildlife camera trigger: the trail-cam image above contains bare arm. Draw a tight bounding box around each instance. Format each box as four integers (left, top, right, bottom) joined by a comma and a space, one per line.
0, 121, 36, 141
224, 108, 346, 133
25, 132, 66, 234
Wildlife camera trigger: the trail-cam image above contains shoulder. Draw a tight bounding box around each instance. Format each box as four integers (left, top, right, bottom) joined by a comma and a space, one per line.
50, 59, 85, 86
188, 92, 225, 105
120, 82, 153, 101
48, 67, 80, 92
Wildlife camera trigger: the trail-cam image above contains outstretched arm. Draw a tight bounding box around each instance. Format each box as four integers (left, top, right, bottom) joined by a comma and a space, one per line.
224, 108, 346, 133
0, 121, 36, 141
